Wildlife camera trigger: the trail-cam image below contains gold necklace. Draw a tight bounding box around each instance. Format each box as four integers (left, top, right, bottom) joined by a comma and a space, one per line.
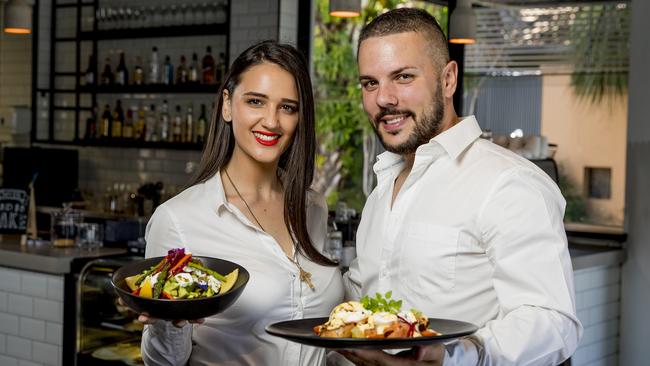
223, 169, 315, 290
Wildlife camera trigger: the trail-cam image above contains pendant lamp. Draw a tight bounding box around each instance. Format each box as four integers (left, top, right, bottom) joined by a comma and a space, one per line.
3, 0, 32, 34
449, 0, 476, 44
329, 0, 361, 18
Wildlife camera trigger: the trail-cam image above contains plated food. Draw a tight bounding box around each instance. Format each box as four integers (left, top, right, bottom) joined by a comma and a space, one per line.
313, 292, 440, 339
112, 250, 249, 320
124, 248, 239, 300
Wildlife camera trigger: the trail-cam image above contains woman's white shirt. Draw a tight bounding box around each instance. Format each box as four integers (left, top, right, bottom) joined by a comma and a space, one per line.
141, 172, 344, 366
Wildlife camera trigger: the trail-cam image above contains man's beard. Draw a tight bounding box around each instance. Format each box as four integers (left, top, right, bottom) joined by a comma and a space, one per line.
372, 89, 444, 155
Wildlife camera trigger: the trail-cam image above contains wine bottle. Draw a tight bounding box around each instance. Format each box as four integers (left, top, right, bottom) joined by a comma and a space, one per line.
202, 46, 215, 85
189, 53, 200, 84
159, 100, 170, 142
176, 55, 188, 85
112, 100, 124, 138
123, 106, 135, 139
100, 57, 114, 85
115, 52, 128, 86
216, 52, 226, 84
196, 103, 207, 144
162, 56, 173, 85
133, 56, 144, 85
148, 47, 159, 84
100, 104, 112, 138
184, 104, 194, 143
172, 105, 183, 142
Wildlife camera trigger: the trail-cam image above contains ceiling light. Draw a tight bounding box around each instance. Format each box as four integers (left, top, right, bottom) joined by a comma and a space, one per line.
449, 0, 476, 45
3, 0, 33, 34
329, 0, 360, 18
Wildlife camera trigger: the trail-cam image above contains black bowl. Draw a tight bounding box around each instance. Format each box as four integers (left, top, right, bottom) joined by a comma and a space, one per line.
112, 256, 249, 321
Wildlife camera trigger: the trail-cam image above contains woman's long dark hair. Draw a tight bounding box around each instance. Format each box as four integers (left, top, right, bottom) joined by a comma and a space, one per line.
190, 40, 335, 267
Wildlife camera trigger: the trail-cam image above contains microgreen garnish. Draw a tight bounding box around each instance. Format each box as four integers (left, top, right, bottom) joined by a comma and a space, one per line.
360, 291, 403, 314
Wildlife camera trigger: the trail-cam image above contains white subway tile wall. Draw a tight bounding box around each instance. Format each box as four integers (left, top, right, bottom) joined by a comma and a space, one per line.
572, 265, 621, 366
279, 0, 299, 44
0, 267, 62, 366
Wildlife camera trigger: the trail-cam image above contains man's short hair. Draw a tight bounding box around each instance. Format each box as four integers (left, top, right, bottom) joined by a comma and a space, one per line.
358, 7, 450, 71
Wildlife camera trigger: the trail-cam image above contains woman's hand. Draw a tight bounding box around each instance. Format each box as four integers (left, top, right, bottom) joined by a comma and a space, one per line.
117, 298, 205, 328
338, 344, 445, 366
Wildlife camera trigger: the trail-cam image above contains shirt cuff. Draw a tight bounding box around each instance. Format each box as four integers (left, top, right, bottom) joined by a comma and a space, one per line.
443, 338, 480, 366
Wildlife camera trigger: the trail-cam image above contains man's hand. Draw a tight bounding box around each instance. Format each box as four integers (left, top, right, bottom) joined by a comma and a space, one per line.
117, 297, 205, 328
339, 344, 445, 366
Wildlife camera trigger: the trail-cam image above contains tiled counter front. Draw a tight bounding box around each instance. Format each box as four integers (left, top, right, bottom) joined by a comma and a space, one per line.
571, 264, 622, 366
0, 267, 63, 366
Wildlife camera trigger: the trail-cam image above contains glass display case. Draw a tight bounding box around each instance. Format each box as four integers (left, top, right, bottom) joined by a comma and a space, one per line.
76, 257, 143, 366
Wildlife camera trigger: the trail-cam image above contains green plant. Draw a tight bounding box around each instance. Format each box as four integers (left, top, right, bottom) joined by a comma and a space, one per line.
557, 165, 587, 223
570, 4, 629, 104
313, 0, 448, 210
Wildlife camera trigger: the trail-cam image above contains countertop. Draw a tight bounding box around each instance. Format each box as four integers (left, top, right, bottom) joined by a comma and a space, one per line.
0, 235, 127, 274
569, 244, 626, 271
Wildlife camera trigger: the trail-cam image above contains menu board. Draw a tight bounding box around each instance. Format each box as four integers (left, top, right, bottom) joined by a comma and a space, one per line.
0, 188, 28, 233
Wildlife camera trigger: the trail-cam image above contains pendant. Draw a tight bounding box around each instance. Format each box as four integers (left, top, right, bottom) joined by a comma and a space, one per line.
298, 267, 315, 291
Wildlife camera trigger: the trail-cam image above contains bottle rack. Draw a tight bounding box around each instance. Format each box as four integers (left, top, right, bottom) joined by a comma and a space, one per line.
31, 0, 230, 151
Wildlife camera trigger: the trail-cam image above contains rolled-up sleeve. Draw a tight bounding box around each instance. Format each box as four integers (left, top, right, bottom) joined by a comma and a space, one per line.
141, 205, 193, 366
445, 168, 583, 366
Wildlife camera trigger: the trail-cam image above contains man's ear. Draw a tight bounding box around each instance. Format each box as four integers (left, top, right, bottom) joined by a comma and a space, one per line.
441, 61, 458, 99
222, 89, 232, 122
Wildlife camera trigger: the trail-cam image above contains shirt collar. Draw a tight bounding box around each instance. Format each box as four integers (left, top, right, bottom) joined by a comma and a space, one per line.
203, 169, 317, 215
373, 115, 482, 176
198, 171, 229, 215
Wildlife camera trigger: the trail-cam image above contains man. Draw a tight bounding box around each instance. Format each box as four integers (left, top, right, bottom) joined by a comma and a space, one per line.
341, 8, 582, 366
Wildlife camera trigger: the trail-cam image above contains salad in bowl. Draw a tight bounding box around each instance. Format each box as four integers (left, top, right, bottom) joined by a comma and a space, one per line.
112, 248, 249, 320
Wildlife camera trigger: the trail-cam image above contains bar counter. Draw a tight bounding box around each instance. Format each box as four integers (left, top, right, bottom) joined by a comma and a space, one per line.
0, 236, 127, 274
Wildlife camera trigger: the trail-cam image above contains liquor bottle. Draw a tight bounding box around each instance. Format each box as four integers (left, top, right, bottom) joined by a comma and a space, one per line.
176, 55, 188, 85
162, 56, 173, 85
112, 100, 124, 138
115, 52, 128, 86
100, 57, 114, 85
159, 100, 170, 142
133, 56, 144, 85
148, 47, 159, 84
146, 104, 158, 142
196, 103, 207, 144
184, 104, 193, 143
123, 107, 134, 139
172, 105, 183, 142
202, 46, 215, 85
216, 52, 226, 84
84, 54, 95, 86
188, 53, 199, 84
84, 104, 97, 139
135, 104, 146, 140
100, 104, 112, 138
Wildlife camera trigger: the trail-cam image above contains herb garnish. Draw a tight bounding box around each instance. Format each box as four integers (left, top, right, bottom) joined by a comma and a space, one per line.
360, 291, 403, 314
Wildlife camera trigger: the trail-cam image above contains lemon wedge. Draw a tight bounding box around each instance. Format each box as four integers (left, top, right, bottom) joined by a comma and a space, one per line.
139, 276, 153, 298
124, 274, 143, 292
219, 268, 239, 294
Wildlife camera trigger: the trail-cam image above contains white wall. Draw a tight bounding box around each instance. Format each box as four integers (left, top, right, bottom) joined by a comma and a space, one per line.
619, 0, 650, 364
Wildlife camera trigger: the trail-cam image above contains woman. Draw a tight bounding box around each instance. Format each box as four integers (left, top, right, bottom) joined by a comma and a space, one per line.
140, 41, 344, 365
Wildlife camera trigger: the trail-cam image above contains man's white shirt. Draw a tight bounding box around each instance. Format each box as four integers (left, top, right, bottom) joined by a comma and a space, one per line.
344, 116, 582, 366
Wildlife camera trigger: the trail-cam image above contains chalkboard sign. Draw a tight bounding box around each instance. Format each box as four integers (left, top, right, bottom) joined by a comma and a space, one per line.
0, 188, 28, 233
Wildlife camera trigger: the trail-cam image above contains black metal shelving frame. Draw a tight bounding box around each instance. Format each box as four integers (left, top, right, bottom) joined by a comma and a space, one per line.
31, 0, 231, 151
